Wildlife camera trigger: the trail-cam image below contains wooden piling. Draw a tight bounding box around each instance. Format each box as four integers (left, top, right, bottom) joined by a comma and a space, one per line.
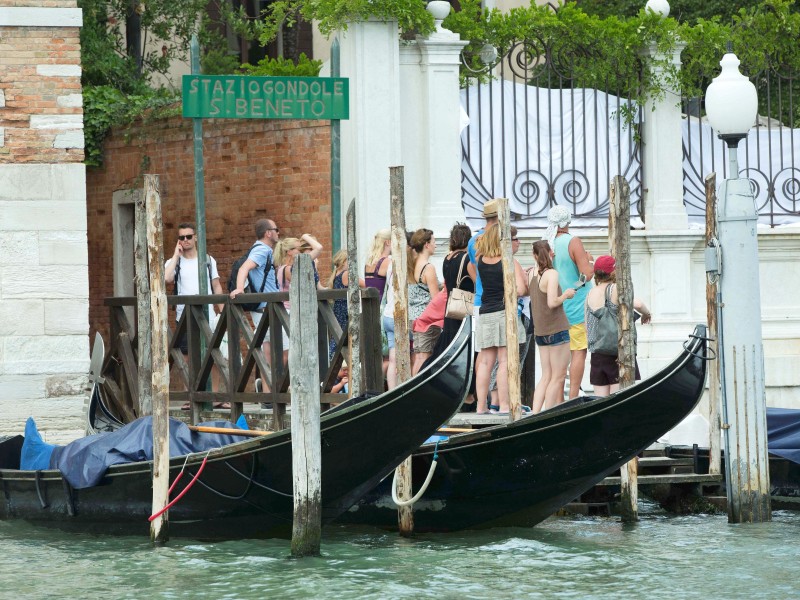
610, 175, 638, 523
497, 198, 522, 422
290, 253, 322, 557
705, 173, 722, 476
134, 192, 152, 416
346, 199, 362, 398
389, 166, 414, 537
145, 175, 171, 544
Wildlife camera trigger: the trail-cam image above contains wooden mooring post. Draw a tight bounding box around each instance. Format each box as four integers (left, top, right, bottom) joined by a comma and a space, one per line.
610, 175, 638, 523
290, 253, 322, 557
346, 199, 362, 398
389, 166, 414, 537
497, 198, 522, 422
704, 173, 722, 476
145, 174, 171, 544
134, 191, 152, 416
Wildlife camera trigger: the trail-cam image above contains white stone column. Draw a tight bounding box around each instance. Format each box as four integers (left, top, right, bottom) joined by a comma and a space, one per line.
339, 19, 402, 263
398, 42, 425, 231
413, 29, 468, 240
642, 42, 689, 230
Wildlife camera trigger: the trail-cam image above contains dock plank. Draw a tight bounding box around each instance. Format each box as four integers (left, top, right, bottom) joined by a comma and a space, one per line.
599, 473, 722, 486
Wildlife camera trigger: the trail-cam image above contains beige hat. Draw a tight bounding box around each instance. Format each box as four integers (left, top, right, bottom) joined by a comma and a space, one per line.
483, 198, 499, 218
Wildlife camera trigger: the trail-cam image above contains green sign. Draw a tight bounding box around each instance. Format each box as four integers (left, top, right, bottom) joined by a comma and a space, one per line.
182, 75, 349, 120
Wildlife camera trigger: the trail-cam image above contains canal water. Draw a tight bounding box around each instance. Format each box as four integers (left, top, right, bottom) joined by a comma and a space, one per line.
2, 507, 798, 599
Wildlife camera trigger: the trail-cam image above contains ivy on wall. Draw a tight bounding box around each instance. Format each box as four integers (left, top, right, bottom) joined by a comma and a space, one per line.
446, 0, 800, 128
82, 0, 800, 166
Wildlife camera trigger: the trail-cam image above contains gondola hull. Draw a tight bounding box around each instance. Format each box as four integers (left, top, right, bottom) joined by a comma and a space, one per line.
339, 326, 709, 532
0, 322, 472, 539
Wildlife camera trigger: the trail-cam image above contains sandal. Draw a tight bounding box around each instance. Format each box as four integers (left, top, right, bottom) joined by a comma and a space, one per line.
213, 402, 231, 409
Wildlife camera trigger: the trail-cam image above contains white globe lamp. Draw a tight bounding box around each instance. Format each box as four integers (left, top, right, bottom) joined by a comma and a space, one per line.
705, 52, 758, 148
645, 0, 670, 18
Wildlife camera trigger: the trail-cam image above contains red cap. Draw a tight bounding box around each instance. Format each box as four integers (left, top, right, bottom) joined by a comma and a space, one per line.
594, 255, 616, 273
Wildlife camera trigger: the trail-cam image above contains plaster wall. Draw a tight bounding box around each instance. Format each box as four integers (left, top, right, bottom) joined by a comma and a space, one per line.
0, 3, 88, 444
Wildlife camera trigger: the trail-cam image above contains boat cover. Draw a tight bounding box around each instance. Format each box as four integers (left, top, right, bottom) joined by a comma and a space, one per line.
767, 408, 800, 465
20, 417, 247, 489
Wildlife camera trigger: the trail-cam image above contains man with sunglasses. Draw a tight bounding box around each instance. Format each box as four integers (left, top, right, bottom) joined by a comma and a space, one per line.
165, 222, 224, 355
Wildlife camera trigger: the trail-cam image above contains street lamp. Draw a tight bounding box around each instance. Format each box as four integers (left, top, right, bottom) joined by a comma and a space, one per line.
704, 51, 771, 523
705, 52, 758, 177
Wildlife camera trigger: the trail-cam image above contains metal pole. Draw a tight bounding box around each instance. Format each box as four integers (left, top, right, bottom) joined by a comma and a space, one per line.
717, 138, 771, 523
330, 38, 342, 254
190, 35, 208, 297
190, 35, 210, 404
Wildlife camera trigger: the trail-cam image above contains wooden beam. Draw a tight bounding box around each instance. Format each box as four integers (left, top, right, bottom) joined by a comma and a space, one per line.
390, 166, 414, 537
497, 198, 521, 422
346, 198, 363, 398
134, 190, 152, 416
289, 253, 322, 557
705, 172, 722, 476
610, 175, 638, 523
145, 174, 170, 544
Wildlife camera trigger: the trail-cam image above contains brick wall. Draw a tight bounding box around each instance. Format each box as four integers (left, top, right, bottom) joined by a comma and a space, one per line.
87, 116, 332, 341
0, 17, 83, 162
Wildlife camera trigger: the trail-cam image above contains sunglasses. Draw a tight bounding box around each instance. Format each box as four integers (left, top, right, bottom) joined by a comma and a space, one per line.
267, 228, 280, 233
511, 237, 519, 242
178, 234, 194, 241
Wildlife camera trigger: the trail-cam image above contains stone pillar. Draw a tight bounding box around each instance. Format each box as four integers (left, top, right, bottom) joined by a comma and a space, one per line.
642, 42, 689, 230
413, 28, 468, 240
339, 19, 402, 263
0, 5, 88, 443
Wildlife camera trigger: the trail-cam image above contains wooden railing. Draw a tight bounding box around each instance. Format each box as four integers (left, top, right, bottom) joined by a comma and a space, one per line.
101, 288, 383, 429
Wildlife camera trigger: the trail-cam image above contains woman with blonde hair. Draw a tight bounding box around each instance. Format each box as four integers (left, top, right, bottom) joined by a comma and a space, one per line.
275, 234, 324, 361
474, 223, 527, 414
365, 229, 392, 303
530, 240, 575, 413
328, 249, 365, 356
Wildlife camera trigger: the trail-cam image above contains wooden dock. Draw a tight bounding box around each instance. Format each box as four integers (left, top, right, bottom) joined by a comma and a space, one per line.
562, 445, 725, 516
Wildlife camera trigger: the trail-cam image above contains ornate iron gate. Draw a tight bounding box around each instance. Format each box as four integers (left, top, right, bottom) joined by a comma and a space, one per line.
682, 64, 800, 227
459, 33, 644, 228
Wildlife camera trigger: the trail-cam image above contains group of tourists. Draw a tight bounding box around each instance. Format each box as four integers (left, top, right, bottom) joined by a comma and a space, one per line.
168, 203, 651, 409
383, 199, 652, 415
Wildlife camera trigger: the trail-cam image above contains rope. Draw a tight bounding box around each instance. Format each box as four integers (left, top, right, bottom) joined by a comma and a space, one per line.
148, 451, 210, 522
391, 439, 442, 507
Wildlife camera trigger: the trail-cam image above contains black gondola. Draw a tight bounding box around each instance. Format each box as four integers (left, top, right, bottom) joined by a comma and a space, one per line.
0, 320, 472, 539
338, 326, 710, 532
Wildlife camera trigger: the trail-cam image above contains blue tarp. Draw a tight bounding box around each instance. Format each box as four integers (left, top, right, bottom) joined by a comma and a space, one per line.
767, 408, 800, 465
20, 417, 247, 489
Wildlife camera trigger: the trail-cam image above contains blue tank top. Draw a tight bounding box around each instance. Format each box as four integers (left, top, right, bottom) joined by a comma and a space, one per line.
553, 233, 590, 325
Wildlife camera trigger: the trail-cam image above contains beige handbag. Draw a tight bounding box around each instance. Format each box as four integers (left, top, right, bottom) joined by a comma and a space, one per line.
445, 253, 475, 320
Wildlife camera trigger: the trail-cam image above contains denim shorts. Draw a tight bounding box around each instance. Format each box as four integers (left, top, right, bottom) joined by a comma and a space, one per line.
535, 329, 570, 347
382, 315, 395, 349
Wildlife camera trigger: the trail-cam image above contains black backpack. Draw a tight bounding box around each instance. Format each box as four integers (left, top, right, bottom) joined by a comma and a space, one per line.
228, 244, 272, 311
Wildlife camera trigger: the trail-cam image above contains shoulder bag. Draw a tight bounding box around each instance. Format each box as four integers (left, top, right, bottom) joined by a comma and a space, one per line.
445, 253, 475, 320
588, 284, 620, 356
